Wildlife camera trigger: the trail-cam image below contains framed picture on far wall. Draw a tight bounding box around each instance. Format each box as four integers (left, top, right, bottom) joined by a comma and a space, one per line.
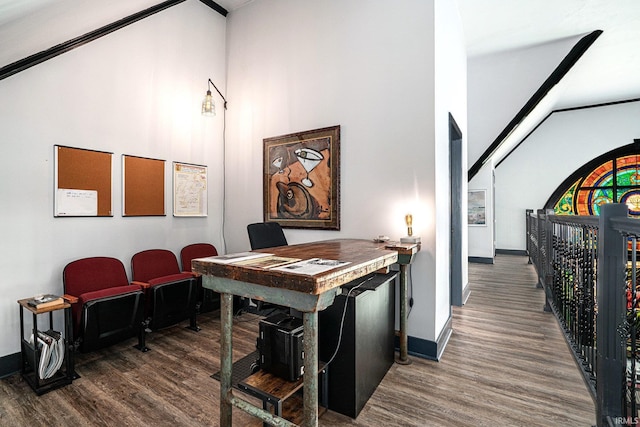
468, 189, 486, 226
263, 125, 340, 230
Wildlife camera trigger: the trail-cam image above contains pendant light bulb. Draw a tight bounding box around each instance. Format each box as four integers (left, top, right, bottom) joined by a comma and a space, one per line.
202, 90, 216, 116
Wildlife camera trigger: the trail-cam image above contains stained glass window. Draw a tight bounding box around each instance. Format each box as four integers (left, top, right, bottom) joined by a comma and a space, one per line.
548, 146, 640, 216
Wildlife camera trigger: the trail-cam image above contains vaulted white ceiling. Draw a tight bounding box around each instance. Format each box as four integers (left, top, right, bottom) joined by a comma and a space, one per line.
0, 0, 172, 68
1, 0, 639, 168
458, 0, 640, 172
458, 0, 640, 109
3, 0, 638, 108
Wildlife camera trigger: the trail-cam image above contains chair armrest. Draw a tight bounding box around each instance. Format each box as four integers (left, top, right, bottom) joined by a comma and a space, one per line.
183, 270, 201, 278
62, 294, 79, 304
131, 281, 151, 290
148, 273, 194, 287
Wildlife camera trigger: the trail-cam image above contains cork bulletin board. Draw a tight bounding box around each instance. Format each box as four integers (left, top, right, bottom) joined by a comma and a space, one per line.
122, 154, 165, 216
54, 145, 112, 217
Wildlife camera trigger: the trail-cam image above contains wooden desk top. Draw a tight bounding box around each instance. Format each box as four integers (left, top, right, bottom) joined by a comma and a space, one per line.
192, 239, 399, 295
382, 241, 420, 256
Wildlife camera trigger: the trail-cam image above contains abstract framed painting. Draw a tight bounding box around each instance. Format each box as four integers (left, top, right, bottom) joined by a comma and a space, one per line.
263, 125, 340, 230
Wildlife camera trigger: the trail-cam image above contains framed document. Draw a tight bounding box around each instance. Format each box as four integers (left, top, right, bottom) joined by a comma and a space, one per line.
173, 162, 207, 217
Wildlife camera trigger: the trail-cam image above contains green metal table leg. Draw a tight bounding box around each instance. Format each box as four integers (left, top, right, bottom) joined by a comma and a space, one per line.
220, 293, 233, 426
302, 311, 319, 427
396, 264, 411, 365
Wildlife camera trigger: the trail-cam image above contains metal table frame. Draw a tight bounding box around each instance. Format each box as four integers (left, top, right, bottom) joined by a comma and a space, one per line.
204, 276, 338, 427
195, 239, 417, 427
394, 247, 419, 365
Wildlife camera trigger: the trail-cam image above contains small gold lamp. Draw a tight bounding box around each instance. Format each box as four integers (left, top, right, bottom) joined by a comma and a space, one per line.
400, 213, 421, 244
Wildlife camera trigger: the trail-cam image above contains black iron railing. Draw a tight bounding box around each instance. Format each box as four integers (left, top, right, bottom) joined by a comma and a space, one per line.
526, 204, 638, 427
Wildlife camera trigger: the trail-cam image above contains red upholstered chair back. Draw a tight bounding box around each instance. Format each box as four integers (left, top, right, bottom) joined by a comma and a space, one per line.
131, 249, 181, 282
180, 243, 218, 272
63, 257, 130, 297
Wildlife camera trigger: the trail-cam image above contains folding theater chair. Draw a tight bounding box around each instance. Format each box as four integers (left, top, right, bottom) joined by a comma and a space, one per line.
180, 243, 220, 313
63, 257, 145, 353
131, 249, 199, 334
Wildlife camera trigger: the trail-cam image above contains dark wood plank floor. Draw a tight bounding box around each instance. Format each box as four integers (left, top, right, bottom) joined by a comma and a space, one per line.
0, 255, 596, 426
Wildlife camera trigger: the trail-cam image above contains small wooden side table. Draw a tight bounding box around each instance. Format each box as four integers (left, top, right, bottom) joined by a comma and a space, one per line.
18, 295, 77, 395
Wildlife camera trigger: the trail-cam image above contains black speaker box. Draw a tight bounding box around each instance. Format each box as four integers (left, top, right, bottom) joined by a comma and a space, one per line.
257, 313, 304, 381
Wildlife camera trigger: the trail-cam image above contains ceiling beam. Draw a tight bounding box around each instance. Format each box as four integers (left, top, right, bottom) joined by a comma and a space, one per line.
468, 30, 603, 181
199, 0, 228, 16
0, 0, 229, 82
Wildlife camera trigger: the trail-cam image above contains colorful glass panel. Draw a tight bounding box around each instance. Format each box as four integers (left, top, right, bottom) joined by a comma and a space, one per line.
576, 188, 613, 216
620, 189, 640, 215
617, 154, 640, 186
554, 180, 579, 215
581, 160, 613, 188
552, 154, 640, 216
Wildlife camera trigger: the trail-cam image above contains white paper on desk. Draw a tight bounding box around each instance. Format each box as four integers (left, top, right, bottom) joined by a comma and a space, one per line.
194, 252, 273, 264
232, 255, 301, 269
270, 258, 351, 275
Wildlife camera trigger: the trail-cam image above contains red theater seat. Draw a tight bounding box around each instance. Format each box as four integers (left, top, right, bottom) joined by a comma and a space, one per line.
180, 243, 220, 313
131, 249, 199, 333
63, 257, 144, 352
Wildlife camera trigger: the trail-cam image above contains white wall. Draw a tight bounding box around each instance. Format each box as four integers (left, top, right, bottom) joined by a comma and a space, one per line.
0, 1, 227, 358
467, 36, 582, 166
469, 165, 494, 258
434, 0, 468, 328
467, 35, 583, 259
496, 100, 640, 250
224, 0, 466, 347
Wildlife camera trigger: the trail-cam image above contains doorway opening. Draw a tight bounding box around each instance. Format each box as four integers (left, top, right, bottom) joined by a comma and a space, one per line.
449, 113, 464, 307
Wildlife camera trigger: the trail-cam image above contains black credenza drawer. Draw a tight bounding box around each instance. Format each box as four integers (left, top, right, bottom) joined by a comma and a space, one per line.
319, 272, 397, 418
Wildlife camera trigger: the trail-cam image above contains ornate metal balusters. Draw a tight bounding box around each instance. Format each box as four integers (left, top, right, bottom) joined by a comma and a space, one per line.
626, 235, 639, 419
550, 221, 599, 380
583, 226, 597, 375
577, 225, 597, 376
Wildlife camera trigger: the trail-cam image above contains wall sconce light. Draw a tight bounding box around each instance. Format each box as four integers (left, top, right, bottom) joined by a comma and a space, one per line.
202, 78, 227, 116
401, 213, 421, 244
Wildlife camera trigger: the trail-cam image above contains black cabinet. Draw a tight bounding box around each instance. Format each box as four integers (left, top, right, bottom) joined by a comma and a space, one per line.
319, 272, 396, 418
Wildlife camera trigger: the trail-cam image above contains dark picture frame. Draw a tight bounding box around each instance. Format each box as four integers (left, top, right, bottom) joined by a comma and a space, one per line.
263, 125, 340, 230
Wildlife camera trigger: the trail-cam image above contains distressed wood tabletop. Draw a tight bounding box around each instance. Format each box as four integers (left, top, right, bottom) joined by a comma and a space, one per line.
191, 238, 399, 295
